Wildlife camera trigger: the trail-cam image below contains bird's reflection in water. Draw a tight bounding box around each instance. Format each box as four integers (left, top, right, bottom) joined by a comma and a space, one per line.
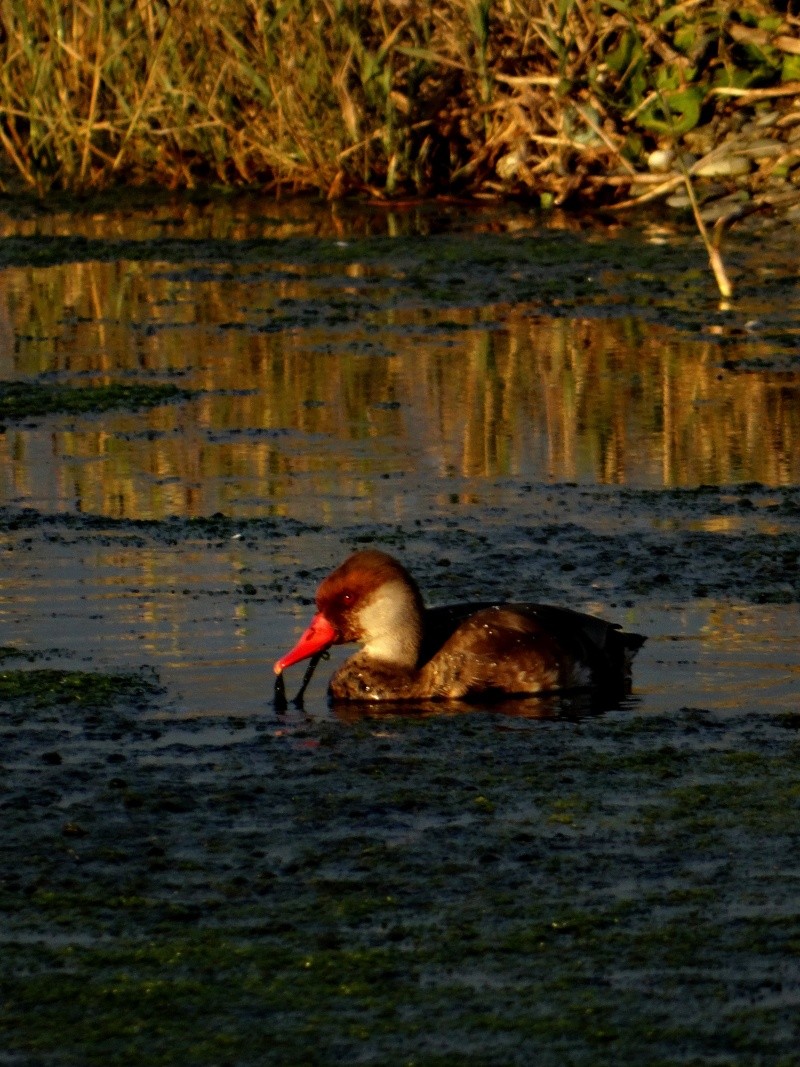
331, 689, 641, 724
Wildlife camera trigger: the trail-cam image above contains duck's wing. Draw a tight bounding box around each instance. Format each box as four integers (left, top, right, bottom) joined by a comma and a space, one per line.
422, 602, 645, 693
509, 603, 645, 653
420, 603, 496, 664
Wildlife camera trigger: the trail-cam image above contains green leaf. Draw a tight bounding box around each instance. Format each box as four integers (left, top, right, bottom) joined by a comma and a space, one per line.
604, 28, 640, 74
600, 0, 636, 15
713, 65, 760, 90
636, 87, 703, 135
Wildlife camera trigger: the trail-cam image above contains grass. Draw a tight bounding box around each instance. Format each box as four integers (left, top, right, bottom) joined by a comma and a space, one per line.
0, 0, 798, 209
2, 0, 798, 295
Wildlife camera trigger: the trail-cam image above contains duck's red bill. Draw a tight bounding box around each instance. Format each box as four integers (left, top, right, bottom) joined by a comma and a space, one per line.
274, 613, 337, 674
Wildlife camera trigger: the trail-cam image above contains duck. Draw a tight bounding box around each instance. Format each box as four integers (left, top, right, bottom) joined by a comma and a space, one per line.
274, 549, 645, 703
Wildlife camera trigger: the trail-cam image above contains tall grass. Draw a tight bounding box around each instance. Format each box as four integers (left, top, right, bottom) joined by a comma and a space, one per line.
0, 0, 798, 203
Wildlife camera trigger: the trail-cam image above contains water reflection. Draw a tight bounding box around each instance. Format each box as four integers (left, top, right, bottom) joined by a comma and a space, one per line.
1, 205, 797, 727
0, 251, 798, 520
318, 691, 641, 723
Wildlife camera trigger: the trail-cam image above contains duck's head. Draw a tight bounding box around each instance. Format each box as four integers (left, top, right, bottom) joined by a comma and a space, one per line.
274, 550, 424, 674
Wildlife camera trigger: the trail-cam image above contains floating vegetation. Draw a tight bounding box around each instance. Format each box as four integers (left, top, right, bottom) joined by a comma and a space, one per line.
0, 667, 163, 708
0, 380, 190, 422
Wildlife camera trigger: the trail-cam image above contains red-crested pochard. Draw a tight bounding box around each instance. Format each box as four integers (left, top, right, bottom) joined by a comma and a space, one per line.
274, 549, 645, 703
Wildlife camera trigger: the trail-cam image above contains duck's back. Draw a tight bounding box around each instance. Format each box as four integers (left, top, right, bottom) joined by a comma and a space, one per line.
419, 602, 645, 699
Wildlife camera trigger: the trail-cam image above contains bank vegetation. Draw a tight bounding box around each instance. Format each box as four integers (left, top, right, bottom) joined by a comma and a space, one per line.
1, 0, 798, 219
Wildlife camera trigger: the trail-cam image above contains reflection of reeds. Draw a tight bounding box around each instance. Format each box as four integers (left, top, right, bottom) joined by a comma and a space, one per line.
0, 260, 798, 518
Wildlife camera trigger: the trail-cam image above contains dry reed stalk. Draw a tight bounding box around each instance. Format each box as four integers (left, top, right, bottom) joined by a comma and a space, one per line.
110, 9, 176, 177
680, 161, 734, 299
78, 7, 104, 185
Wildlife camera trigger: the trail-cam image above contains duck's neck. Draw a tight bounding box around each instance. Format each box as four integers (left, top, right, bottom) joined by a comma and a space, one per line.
358, 580, 422, 668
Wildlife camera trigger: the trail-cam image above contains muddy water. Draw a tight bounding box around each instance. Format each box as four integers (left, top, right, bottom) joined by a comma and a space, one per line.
1, 199, 800, 1063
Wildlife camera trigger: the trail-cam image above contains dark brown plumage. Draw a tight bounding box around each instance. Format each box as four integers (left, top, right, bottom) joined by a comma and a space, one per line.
275, 549, 645, 703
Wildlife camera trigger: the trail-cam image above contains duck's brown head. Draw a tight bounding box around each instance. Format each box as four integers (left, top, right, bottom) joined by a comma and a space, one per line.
274, 550, 424, 674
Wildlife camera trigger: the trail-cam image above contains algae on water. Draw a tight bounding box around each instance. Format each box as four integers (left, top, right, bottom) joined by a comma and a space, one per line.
0, 380, 190, 422
0, 668, 163, 708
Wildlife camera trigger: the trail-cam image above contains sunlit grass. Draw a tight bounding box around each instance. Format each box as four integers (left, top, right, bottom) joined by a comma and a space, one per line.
0, 0, 797, 207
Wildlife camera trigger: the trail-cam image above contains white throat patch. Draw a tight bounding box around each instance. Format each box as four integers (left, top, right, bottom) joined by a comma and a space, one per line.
357, 579, 421, 667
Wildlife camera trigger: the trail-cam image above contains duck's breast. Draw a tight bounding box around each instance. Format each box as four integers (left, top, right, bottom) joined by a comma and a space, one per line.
329, 652, 419, 701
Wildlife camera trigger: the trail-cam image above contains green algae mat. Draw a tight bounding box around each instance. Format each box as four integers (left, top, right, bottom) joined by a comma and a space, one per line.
0, 381, 189, 422
2, 613, 800, 1065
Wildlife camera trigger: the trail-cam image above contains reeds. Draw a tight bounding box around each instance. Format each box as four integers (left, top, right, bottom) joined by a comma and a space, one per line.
1, 0, 798, 210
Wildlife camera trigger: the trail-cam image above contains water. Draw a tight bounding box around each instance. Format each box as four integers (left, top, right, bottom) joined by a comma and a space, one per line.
0, 199, 798, 720
2, 198, 800, 1064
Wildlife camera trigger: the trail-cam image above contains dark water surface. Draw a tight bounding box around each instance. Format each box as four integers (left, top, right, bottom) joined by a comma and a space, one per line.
1, 198, 799, 1064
